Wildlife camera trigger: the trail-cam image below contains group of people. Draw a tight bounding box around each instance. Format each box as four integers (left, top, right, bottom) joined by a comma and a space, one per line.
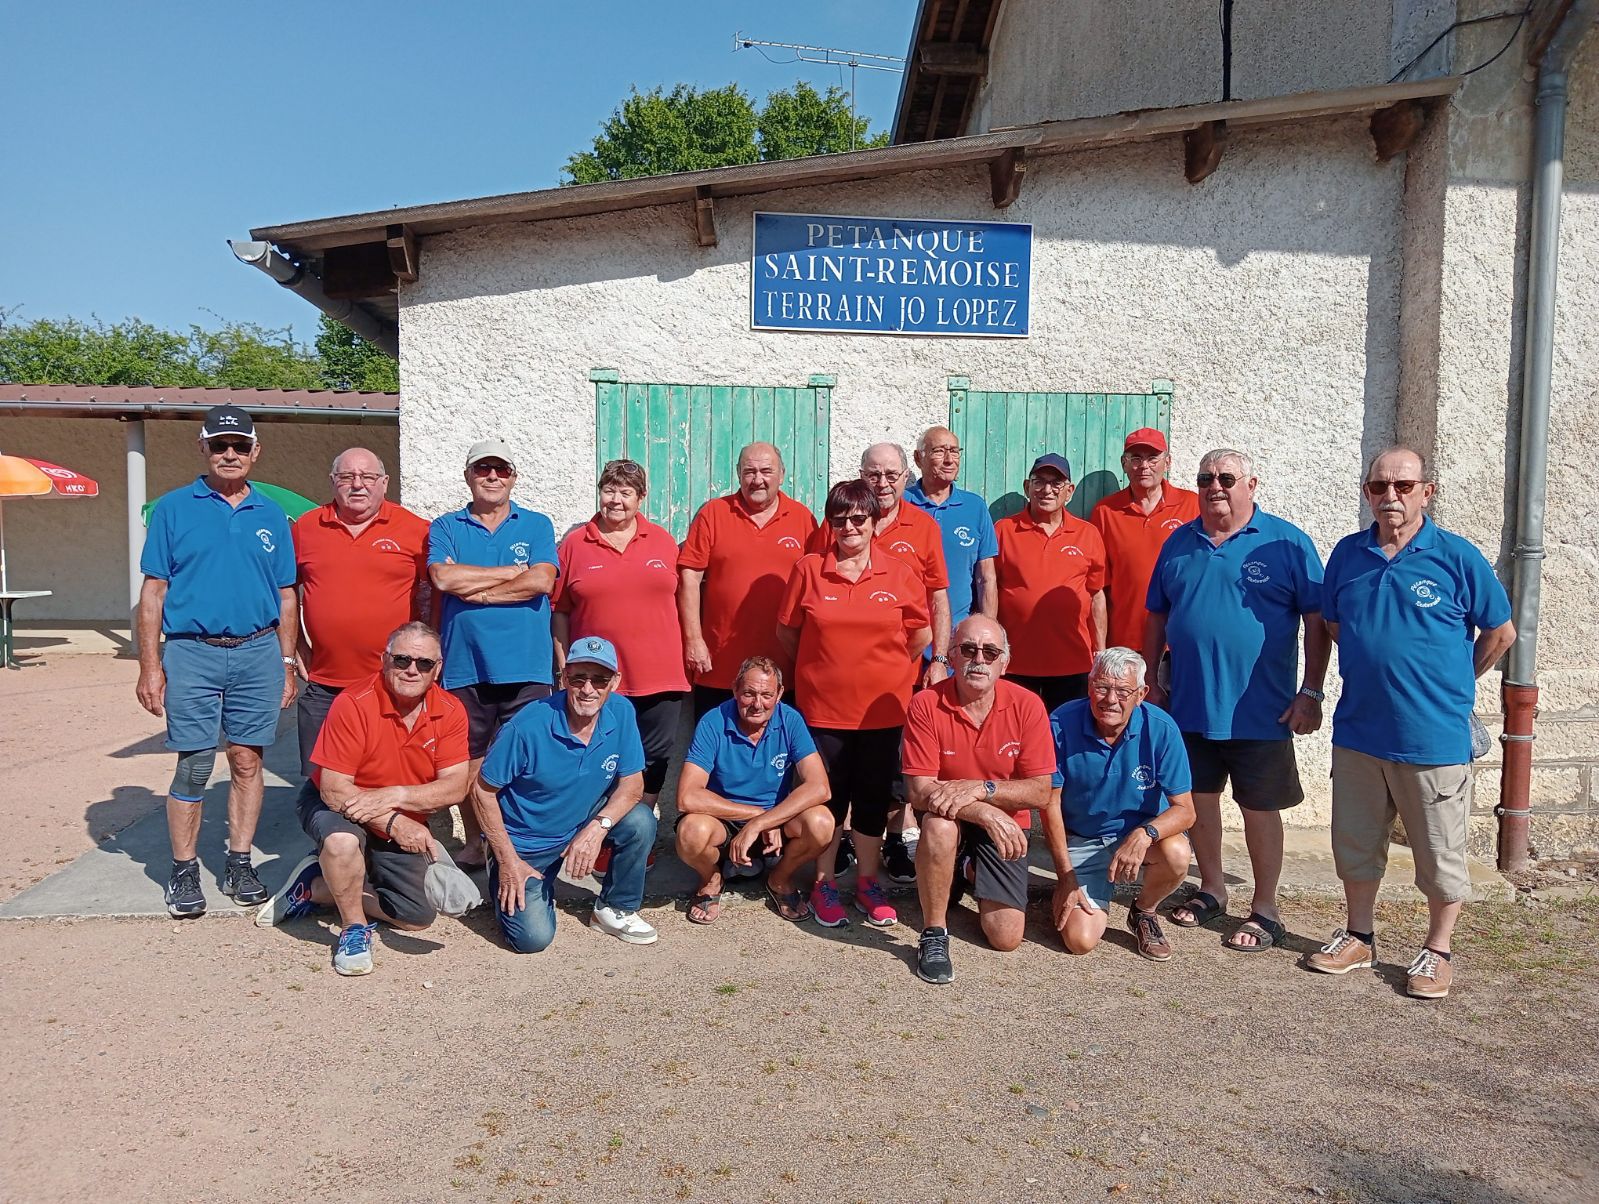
134, 404, 1512, 998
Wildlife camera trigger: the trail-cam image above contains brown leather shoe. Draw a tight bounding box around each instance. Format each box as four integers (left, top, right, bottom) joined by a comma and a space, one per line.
1406, 948, 1453, 999
1127, 908, 1172, 961
1306, 928, 1375, 975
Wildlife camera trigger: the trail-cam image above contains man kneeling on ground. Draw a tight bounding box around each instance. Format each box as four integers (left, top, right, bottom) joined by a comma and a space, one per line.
676, 656, 833, 924
902, 616, 1056, 984
257, 622, 469, 977
469, 636, 659, 950
1041, 648, 1196, 961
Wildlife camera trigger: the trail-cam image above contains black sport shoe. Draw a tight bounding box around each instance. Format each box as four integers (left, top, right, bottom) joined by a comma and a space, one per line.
165, 862, 206, 918
221, 857, 268, 906
882, 835, 917, 885
917, 926, 954, 984
833, 830, 857, 876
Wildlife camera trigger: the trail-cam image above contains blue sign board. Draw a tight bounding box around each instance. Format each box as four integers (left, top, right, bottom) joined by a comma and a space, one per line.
751, 211, 1032, 338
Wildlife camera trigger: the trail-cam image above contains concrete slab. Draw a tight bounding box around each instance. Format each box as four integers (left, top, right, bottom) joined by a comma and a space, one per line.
0, 722, 1513, 920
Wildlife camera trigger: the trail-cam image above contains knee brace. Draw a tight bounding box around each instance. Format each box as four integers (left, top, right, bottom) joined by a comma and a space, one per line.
169, 748, 218, 803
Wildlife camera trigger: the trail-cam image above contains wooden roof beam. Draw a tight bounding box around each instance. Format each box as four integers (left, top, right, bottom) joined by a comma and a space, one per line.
693, 186, 717, 248
1184, 120, 1227, 184
989, 147, 1027, 207
919, 43, 988, 76
1370, 100, 1428, 162
385, 224, 418, 283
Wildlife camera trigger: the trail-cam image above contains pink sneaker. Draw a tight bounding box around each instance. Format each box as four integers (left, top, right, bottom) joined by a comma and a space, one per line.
854, 876, 898, 927
810, 880, 848, 927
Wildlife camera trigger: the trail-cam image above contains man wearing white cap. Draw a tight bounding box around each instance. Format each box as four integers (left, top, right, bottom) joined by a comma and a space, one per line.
428, 439, 559, 869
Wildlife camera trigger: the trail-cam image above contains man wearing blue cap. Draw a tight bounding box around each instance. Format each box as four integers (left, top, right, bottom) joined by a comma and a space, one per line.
468, 635, 659, 950
993, 453, 1108, 712
135, 405, 298, 917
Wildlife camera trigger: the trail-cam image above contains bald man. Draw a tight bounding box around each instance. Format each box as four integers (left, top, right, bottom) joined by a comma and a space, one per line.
907, 426, 998, 637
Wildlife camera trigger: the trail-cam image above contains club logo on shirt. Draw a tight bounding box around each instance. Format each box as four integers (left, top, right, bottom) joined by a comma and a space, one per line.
646, 559, 668, 570
1061, 545, 1084, 556
372, 538, 402, 552
254, 528, 277, 553
1161, 518, 1182, 531
998, 740, 1022, 759
602, 754, 619, 773
510, 541, 530, 566
1410, 578, 1442, 608
954, 525, 976, 548
1131, 765, 1155, 787
1243, 560, 1271, 584
778, 537, 802, 550
889, 540, 915, 554
869, 591, 899, 603
770, 753, 789, 771
423, 738, 436, 750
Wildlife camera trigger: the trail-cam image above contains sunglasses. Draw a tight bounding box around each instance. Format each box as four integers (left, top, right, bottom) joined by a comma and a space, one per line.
827, 513, 872, 529
206, 438, 253, 455
1363, 480, 1423, 497
471, 462, 514, 479
1196, 472, 1241, 488
565, 670, 613, 689
386, 653, 438, 672
956, 641, 1006, 663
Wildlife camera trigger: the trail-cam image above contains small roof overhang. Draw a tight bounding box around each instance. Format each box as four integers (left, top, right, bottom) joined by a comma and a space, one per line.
0, 385, 398, 424
892, 0, 1006, 145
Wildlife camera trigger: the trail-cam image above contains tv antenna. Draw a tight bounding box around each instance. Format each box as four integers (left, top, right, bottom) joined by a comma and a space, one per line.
733, 32, 905, 149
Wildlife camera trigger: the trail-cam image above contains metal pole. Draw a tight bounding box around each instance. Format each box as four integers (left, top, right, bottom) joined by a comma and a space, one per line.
125, 418, 146, 646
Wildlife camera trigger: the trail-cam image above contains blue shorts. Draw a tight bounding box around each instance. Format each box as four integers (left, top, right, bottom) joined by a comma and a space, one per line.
1065, 832, 1122, 912
162, 635, 284, 752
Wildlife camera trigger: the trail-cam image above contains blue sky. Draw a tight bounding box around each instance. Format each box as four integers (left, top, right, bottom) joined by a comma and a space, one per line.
4, 1, 915, 340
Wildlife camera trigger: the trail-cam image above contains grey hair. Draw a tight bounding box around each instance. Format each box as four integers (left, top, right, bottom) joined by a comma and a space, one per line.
1199, 448, 1253, 478
1091, 647, 1147, 686
331, 447, 388, 476
737, 442, 786, 472
915, 427, 956, 457
1365, 445, 1432, 483
860, 442, 911, 472
952, 614, 1010, 650
386, 620, 441, 652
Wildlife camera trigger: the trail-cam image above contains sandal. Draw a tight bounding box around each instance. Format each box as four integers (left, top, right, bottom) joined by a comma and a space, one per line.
1170, 891, 1224, 928
686, 893, 723, 925
766, 882, 813, 924
1224, 912, 1286, 953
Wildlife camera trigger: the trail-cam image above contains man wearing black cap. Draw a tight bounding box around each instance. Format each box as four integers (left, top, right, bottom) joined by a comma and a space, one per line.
992, 453, 1108, 712
135, 405, 299, 917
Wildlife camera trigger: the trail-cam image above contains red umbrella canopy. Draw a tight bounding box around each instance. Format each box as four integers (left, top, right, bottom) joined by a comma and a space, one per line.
22, 458, 99, 497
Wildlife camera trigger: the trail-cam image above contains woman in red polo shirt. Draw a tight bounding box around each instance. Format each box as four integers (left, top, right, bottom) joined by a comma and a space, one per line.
553, 459, 688, 812
778, 479, 930, 928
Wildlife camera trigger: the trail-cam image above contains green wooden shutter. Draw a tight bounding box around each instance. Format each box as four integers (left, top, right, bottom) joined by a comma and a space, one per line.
947, 378, 1174, 520
591, 370, 833, 540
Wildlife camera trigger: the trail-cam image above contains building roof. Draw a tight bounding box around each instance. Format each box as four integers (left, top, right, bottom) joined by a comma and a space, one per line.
0, 385, 398, 424
892, 0, 1006, 144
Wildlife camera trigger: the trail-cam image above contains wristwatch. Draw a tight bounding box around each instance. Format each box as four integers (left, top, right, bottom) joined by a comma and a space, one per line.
932, 654, 951, 667
595, 815, 614, 831
1298, 686, 1326, 702
983, 780, 997, 800
1141, 823, 1159, 842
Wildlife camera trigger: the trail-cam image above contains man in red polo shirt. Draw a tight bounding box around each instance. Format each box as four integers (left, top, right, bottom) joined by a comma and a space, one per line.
679, 442, 817, 719
903, 615, 1057, 984
1091, 428, 1200, 653
256, 622, 471, 977
994, 454, 1109, 712
292, 447, 430, 777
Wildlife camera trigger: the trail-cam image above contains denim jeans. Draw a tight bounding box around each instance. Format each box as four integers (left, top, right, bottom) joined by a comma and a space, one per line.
490, 804, 657, 953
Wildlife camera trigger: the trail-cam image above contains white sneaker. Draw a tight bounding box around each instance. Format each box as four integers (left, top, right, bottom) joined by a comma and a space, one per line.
590, 904, 658, 945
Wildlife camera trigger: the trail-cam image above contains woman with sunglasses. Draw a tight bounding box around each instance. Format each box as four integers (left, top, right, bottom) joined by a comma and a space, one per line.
777, 479, 931, 927
553, 459, 688, 820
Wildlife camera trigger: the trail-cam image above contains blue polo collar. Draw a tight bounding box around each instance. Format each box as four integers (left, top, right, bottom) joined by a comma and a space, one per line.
190, 475, 265, 507
1079, 699, 1147, 748
455, 500, 526, 531
551, 694, 618, 747
1359, 513, 1439, 554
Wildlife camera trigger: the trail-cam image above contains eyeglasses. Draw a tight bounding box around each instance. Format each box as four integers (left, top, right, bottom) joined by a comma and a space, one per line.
565, 670, 613, 689
471, 462, 514, 479
862, 470, 903, 484
206, 438, 253, 455
1196, 472, 1241, 488
956, 641, 1006, 663
332, 472, 384, 486
1089, 682, 1139, 701
1123, 452, 1166, 466
827, 513, 872, 529
1363, 479, 1423, 497
925, 445, 962, 459
1028, 476, 1069, 492
385, 653, 438, 672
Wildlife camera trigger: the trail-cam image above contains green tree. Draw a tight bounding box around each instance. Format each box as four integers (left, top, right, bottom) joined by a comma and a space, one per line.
562, 80, 889, 184
315, 314, 399, 392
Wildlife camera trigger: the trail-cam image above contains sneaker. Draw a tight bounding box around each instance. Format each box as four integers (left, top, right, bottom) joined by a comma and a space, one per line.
221, 856, 268, 906
1406, 947, 1453, 999
917, 926, 954, 984
810, 880, 849, 928
1307, 928, 1375, 975
590, 904, 659, 945
882, 835, 917, 885
254, 854, 323, 928
854, 876, 898, 927
333, 922, 376, 976
1127, 908, 1172, 961
833, 830, 857, 876
165, 862, 206, 919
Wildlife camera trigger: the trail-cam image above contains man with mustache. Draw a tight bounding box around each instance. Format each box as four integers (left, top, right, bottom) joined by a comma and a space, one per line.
902, 615, 1056, 984
1309, 448, 1514, 999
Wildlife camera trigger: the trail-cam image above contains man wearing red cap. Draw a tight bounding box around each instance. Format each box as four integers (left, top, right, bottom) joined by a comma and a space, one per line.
1091, 429, 1200, 653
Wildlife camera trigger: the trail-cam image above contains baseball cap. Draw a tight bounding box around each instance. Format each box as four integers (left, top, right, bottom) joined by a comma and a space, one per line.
424, 842, 484, 917
1124, 427, 1168, 453
465, 439, 516, 471
1029, 453, 1072, 479
199, 405, 256, 441
566, 635, 620, 674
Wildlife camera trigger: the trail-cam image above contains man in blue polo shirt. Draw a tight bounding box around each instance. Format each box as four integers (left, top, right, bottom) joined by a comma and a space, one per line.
675, 655, 833, 925
907, 425, 998, 650
135, 405, 298, 918
1308, 447, 1514, 999
470, 636, 658, 950
1142, 447, 1330, 954
429, 438, 559, 869
1041, 648, 1195, 961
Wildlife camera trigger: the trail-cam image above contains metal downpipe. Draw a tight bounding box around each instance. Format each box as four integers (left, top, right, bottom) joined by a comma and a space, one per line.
228, 240, 400, 359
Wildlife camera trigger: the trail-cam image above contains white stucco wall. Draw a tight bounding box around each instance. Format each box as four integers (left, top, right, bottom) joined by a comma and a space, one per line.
0, 417, 400, 621
399, 115, 1408, 826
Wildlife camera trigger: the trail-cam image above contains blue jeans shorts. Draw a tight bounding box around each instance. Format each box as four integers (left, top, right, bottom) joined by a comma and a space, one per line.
1065, 832, 1122, 912
162, 634, 283, 751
